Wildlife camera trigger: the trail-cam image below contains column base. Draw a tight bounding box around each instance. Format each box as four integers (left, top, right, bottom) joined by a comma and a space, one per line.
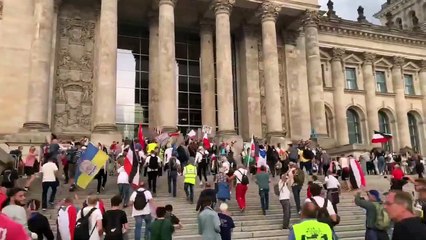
22, 122, 50, 131
160, 126, 178, 133
216, 130, 237, 137
93, 124, 117, 133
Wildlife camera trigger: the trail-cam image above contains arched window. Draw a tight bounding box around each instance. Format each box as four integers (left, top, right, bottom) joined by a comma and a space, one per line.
347, 109, 362, 144
408, 113, 420, 151
396, 18, 403, 29
378, 111, 392, 151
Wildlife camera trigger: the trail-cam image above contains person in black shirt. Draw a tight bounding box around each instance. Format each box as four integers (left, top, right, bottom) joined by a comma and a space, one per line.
1, 161, 19, 189
103, 195, 129, 240
384, 190, 426, 240
218, 203, 235, 240
196, 182, 217, 211
27, 199, 54, 240
165, 204, 182, 229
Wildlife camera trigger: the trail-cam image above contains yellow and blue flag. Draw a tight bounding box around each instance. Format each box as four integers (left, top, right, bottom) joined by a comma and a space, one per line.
75, 142, 109, 189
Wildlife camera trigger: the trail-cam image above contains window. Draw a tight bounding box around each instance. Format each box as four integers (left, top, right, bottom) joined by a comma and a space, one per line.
375, 71, 387, 93
404, 74, 415, 95
347, 109, 362, 144
408, 113, 420, 152
378, 111, 392, 151
321, 64, 326, 87
345, 67, 358, 90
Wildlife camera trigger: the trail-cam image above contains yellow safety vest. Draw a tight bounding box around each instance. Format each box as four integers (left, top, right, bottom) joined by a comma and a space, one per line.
293, 219, 333, 240
184, 164, 197, 185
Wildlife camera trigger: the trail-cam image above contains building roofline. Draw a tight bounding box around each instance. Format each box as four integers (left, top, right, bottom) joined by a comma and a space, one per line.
373, 0, 414, 19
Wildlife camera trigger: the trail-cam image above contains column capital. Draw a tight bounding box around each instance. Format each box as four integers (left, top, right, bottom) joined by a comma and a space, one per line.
393, 56, 405, 68
211, 0, 235, 15
363, 52, 376, 64
159, 0, 177, 7
331, 48, 345, 62
257, 1, 281, 23
302, 10, 320, 27
421, 60, 426, 71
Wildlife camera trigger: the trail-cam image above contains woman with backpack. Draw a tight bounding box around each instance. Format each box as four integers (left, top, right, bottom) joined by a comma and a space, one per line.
229, 165, 249, 212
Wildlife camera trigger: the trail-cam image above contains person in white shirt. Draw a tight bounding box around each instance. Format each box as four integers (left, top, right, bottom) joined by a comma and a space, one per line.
76, 196, 103, 240
278, 174, 291, 229
339, 155, 351, 191
305, 183, 339, 224
41, 158, 59, 210
324, 173, 341, 213
164, 145, 173, 165
195, 147, 208, 186
221, 156, 230, 175
130, 181, 155, 240
116, 158, 130, 207
229, 165, 249, 212
144, 150, 162, 194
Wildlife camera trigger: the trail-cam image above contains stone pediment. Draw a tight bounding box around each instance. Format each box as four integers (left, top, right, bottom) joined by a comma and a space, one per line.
344, 54, 362, 65
403, 61, 420, 71
375, 57, 392, 68
320, 49, 331, 60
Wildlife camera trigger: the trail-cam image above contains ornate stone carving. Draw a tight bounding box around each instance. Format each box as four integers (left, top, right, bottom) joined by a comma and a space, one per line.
302, 10, 320, 27
54, 4, 96, 133
211, 0, 235, 15
331, 48, 345, 62
363, 52, 376, 64
159, 0, 177, 7
393, 56, 405, 67
0, 0, 3, 20
257, 1, 281, 22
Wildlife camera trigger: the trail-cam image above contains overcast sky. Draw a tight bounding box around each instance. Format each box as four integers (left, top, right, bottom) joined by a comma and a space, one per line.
319, 0, 386, 24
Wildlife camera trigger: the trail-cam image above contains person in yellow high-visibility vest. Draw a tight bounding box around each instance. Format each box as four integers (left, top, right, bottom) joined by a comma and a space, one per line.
183, 157, 197, 203
289, 202, 335, 240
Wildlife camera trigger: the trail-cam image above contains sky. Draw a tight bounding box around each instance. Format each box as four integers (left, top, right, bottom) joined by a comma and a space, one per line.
318, 0, 387, 24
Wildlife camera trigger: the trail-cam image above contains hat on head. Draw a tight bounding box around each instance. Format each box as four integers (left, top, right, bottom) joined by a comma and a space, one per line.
368, 190, 381, 202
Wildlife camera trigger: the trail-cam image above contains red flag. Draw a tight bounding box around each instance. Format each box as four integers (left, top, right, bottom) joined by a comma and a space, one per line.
124, 143, 140, 188
250, 135, 255, 157
203, 133, 210, 150
138, 124, 145, 150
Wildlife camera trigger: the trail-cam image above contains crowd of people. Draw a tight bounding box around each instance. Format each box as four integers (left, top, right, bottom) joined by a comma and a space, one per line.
1, 134, 426, 240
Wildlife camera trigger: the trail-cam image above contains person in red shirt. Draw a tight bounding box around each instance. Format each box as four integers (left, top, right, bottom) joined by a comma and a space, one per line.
0, 187, 6, 211
391, 164, 407, 190
392, 164, 405, 180
0, 213, 30, 240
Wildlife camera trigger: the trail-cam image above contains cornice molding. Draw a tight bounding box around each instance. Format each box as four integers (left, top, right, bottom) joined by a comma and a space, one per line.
318, 19, 426, 47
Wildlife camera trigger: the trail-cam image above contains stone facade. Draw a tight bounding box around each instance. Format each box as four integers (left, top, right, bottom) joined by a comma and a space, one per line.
0, 0, 425, 155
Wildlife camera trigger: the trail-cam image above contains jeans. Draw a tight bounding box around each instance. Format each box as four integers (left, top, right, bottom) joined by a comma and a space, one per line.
96, 169, 107, 192
42, 181, 57, 209
280, 199, 291, 228
378, 157, 385, 174
134, 214, 152, 240
184, 183, 194, 202
168, 171, 178, 197
147, 171, 157, 193
118, 183, 130, 206
292, 185, 302, 213
365, 228, 390, 240
300, 161, 312, 175
197, 163, 208, 182
236, 183, 248, 210
259, 188, 269, 210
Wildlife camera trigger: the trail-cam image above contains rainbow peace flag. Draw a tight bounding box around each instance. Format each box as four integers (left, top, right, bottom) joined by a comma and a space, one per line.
75, 143, 109, 189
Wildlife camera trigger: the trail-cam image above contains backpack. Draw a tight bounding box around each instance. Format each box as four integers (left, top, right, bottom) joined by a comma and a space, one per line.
289, 148, 299, 160
2, 169, 13, 185
310, 197, 334, 227
148, 156, 159, 169
133, 190, 148, 210
237, 170, 249, 185
373, 202, 391, 230
66, 148, 78, 164
293, 169, 305, 186
74, 207, 97, 240
273, 182, 286, 196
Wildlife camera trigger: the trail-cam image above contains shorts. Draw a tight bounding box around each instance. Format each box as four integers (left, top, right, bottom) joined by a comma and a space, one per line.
24, 166, 35, 176
342, 167, 350, 180
68, 163, 76, 179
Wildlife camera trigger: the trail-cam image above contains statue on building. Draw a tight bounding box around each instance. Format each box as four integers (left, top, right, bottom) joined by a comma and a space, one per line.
385, 12, 394, 28
326, 0, 337, 19
357, 6, 368, 23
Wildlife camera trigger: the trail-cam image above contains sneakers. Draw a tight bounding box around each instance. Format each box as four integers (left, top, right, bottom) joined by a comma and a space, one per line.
199, 182, 203, 186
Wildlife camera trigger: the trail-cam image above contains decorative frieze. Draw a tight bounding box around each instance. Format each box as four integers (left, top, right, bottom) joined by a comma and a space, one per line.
257, 1, 281, 23
302, 10, 320, 27
211, 0, 235, 15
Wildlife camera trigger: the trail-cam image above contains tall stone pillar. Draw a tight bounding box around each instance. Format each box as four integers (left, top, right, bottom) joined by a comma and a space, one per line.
93, 0, 118, 133
200, 21, 216, 130
23, 0, 56, 130
148, 12, 160, 129
258, 1, 284, 138
212, 0, 236, 135
157, 0, 177, 132
331, 48, 349, 145
392, 56, 410, 148
363, 52, 380, 143
302, 10, 327, 135
419, 60, 426, 152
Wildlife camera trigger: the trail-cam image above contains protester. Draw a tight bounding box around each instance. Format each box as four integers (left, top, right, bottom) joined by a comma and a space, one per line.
165, 156, 181, 198
130, 181, 154, 240
75, 196, 103, 240
195, 147, 208, 186
306, 175, 322, 198
384, 190, 426, 240
0, 187, 7, 211
68, 142, 82, 192
103, 195, 128, 240
324, 173, 341, 213
41, 157, 59, 210
218, 203, 235, 240
305, 183, 339, 227
23, 146, 38, 191
27, 199, 54, 240
57, 197, 77, 240
412, 178, 426, 224
278, 173, 291, 229
390, 164, 408, 190
145, 149, 162, 194
95, 163, 108, 194
116, 158, 130, 207
229, 164, 249, 212
288, 162, 305, 214
0, 213, 31, 240
183, 158, 197, 204
216, 167, 231, 204
151, 206, 174, 240
1, 187, 28, 231
354, 190, 390, 240
339, 155, 351, 191
196, 182, 217, 211
1, 161, 19, 189
255, 165, 270, 215
198, 198, 221, 240
165, 204, 182, 229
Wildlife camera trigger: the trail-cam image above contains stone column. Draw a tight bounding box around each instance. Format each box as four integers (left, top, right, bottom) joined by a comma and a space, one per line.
419, 60, 426, 152
392, 56, 410, 148
93, 0, 118, 132
331, 48, 349, 145
363, 52, 380, 143
148, 12, 160, 129
212, 0, 236, 135
23, 0, 56, 130
157, 0, 177, 132
258, 1, 284, 137
302, 10, 327, 135
200, 21, 216, 130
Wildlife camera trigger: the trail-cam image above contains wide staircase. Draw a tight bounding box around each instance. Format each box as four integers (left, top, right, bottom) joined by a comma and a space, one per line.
23, 172, 369, 240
